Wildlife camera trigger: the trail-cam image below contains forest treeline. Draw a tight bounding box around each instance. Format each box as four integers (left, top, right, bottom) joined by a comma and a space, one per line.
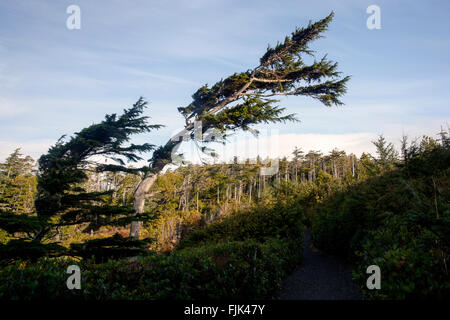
0, 133, 402, 251
0, 128, 448, 300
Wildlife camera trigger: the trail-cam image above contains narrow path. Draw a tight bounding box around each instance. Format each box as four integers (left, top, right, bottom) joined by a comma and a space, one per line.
277, 230, 362, 300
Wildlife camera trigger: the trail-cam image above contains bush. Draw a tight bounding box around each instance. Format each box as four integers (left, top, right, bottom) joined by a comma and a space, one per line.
0, 239, 301, 300
177, 195, 304, 249
353, 215, 450, 300
0, 197, 304, 300
0, 258, 78, 300
310, 143, 450, 300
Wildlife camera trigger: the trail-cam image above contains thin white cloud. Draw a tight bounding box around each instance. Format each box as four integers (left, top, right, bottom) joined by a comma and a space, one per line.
0, 139, 54, 161
225, 132, 378, 159
118, 66, 199, 86
177, 132, 378, 165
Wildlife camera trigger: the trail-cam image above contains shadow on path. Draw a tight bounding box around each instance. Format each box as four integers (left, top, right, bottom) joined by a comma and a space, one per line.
277, 229, 362, 300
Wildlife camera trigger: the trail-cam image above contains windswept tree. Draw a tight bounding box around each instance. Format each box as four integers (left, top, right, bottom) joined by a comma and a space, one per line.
130, 12, 350, 238
0, 98, 162, 263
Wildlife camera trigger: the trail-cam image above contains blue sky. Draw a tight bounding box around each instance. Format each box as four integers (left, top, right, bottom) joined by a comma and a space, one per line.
0, 0, 449, 162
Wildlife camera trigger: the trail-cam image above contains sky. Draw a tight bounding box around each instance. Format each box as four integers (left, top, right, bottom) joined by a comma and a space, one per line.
0, 0, 449, 164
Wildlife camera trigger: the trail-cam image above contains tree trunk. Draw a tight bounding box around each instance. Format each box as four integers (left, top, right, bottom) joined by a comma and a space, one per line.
258, 176, 261, 198
129, 173, 158, 239
333, 160, 337, 178
351, 155, 355, 177
238, 183, 242, 203
217, 185, 220, 204
196, 191, 199, 211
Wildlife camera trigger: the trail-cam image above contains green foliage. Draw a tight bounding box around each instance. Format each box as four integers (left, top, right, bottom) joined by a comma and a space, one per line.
0, 98, 162, 263
0, 258, 79, 300
310, 135, 450, 299
177, 195, 304, 250
156, 12, 349, 169
0, 240, 66, 266
0, 195, 304, 300
260, 13, 333, 66
369, 135, 399, 173
0, 240, 293, 300
69, 233, 153, 263
2, 131, 447, 300
353, 214, 450, 300
0, 149, 37, 214
0, 229, 8, 245
200, 96, 298, 134
0, 210, 43, 235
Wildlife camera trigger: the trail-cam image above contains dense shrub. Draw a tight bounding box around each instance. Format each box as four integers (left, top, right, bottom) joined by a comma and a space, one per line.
311, 172, 402, 258
310, 142, 450, 299
0, 239, 301, 300
0, 258, 78, 300
353, 215, 450, 300
0, 196, 304, 300
177, 194, 304, 249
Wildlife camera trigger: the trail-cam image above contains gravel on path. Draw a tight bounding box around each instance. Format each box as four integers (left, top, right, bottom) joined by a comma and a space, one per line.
277, 229, 362, 300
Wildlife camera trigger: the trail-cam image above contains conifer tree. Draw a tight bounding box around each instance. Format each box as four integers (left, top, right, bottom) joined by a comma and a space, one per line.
130, 12, 350, 238
371, 135, 399, 172
292, 147, 304, 183
0, 149, 37, 214
0, 98, 162, 263
328, 148, 346, 178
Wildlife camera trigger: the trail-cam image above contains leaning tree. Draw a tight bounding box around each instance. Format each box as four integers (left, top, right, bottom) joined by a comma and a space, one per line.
129, 12, 350, 238
0, 99, 163, 263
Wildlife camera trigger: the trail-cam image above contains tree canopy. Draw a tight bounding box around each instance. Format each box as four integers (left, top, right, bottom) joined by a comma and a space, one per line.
152, 12, 349, 170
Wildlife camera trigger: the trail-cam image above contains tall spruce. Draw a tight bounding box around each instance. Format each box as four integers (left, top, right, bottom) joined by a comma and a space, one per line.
0, 149, 37, 214
371, 135, 399, 172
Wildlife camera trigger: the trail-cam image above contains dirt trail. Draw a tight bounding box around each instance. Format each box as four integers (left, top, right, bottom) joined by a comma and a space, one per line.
277, 230, 362, 300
